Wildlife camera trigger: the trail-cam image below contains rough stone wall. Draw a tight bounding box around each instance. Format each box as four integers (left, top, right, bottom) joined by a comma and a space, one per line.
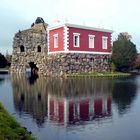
45, 53, 111, 76
11, 23, 48, 73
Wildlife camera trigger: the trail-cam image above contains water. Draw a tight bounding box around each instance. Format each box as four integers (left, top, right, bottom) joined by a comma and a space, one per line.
0, 73, 140, 140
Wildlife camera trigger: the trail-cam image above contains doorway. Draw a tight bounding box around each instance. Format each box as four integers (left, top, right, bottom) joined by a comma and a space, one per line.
29, 62, 39, 75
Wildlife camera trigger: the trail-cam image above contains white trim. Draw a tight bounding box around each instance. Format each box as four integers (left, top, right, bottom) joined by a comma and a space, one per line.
64, 26, 69, 51
102, 36, 108, 39
64, 99, 69, 126
88, 35, 95, 48
47, 94, 50, 121
48, 23, 113, 33
47, 29, 50, 52
102, 36, 108, 49
73, 33, 80, 36
53, 33, 58, 37
48, 50, 112, 55
48, 24, 66, 30
67, 23, 113, 33
88, 34, 95, 37
73, 33, 80, 47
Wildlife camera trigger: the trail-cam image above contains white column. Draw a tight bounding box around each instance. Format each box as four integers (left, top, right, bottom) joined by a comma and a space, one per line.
77, 102, 80, 119
54, 98, 58, 117
102, 97, 107, 113
47, 93, 50, 122
89, 99, 94, 117
64, 25, 69, 52
64, 98, 69, 126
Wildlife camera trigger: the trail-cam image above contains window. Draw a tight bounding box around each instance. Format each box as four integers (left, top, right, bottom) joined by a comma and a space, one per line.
37, 45, 41, 52
89, 35, 95, 48
76, 56, 79, 62
102, 36, 108, 49
53, 34, 58, 48
20, 45, 24, 52
90, 57, 93, 62
73, 33, 80, 47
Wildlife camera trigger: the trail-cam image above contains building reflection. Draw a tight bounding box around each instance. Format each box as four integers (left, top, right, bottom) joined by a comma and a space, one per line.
0, 77, 5, 85
0, 74, 10, 85
48, 94, 111, 125
11, 74, 114, 126
112, 77, 137, 115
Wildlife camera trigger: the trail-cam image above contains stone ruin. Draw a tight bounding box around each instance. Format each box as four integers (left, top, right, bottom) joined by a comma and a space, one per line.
11, 17, 48, 74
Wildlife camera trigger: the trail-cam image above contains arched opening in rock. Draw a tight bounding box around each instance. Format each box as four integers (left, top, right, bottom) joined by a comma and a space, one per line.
20, 45, 25, 52
29, 62, 39, 75
37, 45, 41, 52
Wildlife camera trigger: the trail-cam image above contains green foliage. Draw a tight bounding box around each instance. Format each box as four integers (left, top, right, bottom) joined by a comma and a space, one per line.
112, 32, 137, 71
0, 103, 35, 140
111, 62, 116, 72
0, 53, 7, 68
133, 54, 140, 69
5, 51, 12, 66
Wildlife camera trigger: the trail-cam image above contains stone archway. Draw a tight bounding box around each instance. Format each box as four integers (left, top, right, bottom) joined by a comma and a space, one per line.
29, 62, 39, 75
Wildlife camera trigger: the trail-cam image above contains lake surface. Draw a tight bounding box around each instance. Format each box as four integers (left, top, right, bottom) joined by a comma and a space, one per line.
0, 73, 140, 140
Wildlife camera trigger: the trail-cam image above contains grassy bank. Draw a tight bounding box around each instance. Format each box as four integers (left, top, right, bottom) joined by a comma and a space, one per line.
0, 103, 35, 140
0, 67, 9, 70
66, 72, 131, 78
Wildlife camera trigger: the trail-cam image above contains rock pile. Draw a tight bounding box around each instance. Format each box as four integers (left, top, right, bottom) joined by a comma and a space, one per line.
11, 18, 48, 73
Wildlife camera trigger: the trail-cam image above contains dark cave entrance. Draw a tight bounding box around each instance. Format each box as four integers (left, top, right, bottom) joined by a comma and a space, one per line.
29, 62, 39, 76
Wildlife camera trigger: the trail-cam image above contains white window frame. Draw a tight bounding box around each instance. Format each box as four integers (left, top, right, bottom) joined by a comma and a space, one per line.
53, 34, 58, 48
73, 33, 80, 47
102, 36, 108, 49
88, 35, 95, 48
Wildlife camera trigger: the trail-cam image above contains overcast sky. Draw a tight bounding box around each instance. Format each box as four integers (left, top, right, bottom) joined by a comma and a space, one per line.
0, 0, 140, 54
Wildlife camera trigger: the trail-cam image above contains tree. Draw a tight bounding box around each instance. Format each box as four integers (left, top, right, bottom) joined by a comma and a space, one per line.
5, 50, 12, 66
112, 32, 137, 71
0, 53, 7, 68
133, 53, 140, 70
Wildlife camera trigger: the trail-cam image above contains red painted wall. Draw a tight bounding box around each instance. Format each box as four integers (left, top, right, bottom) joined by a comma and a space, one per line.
68, 27, 111, 52
50, 100, 54, 120
80, 100, 89, 121
69, 102, 74, 122
49, 27, 64, 52
94, 98, 103, 116
58, 101, 64, 123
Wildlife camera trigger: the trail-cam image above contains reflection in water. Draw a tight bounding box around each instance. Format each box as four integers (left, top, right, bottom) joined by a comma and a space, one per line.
48, 94, 111, 125
0, 77, 4, 84
27, 73, 39, 85
112, 78, 137, 114
11, 74, 47, 126
0, 75, 10, 85
11, 74, 137, 127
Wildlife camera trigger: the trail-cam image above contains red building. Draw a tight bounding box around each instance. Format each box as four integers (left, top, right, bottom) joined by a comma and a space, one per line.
48, 23, 113, 54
